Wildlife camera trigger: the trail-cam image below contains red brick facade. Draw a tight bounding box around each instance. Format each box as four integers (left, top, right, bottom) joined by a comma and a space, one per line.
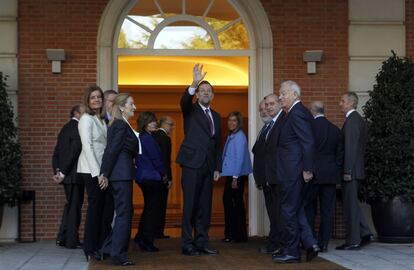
18, 0, 106, 240
18, 0, 410, 240
261, 0, 348, 126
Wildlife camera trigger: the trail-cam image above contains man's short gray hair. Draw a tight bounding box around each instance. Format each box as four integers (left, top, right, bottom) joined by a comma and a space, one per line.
281, 80, 301, 96
346, 91, 359, 109
264, 93, 279, 100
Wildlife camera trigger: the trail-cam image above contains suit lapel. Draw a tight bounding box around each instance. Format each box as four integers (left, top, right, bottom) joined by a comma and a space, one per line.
266, 111, 285, 145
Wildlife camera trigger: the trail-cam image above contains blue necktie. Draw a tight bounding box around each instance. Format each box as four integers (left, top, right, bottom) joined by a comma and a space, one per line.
265, 120, 274, 141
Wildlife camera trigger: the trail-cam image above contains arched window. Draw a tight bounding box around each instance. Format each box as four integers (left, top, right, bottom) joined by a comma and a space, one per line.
117, 0, 250, 50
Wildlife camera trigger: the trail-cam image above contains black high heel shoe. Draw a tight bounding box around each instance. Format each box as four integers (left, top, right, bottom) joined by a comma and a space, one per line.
94, 251, 108, 261
83, 250, 91, 262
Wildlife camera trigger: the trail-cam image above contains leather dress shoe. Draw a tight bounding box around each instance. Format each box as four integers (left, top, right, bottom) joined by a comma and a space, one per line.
112, 259, 135, 266
306, 244, 320, 262
182, 247, 201, 256
320, 245, 328, 253
56, 240, 82, 249
135, 239, 159, 252
272, 248, 283, 255
67, 242, 83, 249
197, 247, 219, 255
335, 243, 361, 250
272, 254, 300, 263
360, 234, 374, 247
258, 246, 278, 254
56, 240, 65, 247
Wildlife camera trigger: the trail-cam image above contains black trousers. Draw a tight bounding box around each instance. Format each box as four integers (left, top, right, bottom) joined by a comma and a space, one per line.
56, 179, 84, 248
135, 180, 163, 246
81, 173, 114, 254
279, 179, 317, 257
303, 183, 337, 248
263, 183, 283, 249
223, 176, 247, 242
155, 183, 169, 237
342, 179, 372, 245
181, 163, 213, 249
102, 181, 133, 263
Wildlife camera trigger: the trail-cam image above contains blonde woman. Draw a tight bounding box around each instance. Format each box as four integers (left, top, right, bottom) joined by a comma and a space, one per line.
100, 93, 139, 266
77, 86, 113, 261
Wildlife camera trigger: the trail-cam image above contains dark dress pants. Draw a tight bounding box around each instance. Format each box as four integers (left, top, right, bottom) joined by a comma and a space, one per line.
101, 181, 133, 263
81, 173, 114, 254
155, 183, 169, 237
303, 182, 336, 248
278, 178, 317, 257
135, 180, 163, 246
181, 163, 213, 249
262, 183, 283, 249
223, 176, 248, 242
342, 179, 372, 245
56, 179, 84, 248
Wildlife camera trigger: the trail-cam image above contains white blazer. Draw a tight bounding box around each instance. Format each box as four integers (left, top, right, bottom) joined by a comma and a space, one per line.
77, 113, 107, 178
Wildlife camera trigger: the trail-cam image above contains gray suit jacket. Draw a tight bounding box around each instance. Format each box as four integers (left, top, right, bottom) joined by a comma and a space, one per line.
342, 111, 366, 179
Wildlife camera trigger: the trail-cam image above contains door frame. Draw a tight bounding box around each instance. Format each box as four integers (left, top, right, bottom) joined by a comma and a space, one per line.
97, 0, 273, 236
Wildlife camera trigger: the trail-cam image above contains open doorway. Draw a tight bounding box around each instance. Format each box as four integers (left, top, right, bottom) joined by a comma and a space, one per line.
118, 55, 248, 237
98, 0, 274, 236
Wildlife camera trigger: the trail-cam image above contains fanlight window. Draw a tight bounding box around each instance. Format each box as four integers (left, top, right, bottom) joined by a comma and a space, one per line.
118, 0, 250, 50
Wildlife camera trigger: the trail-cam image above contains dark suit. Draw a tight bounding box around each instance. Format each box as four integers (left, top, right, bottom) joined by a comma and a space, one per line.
52, 118, 84, 248
252, 111, 284, 250
276, 101, 316, 257
176, 90, 221, 249
153, 129, 172, 237
100, 119, 139, 264
341, 110, 372, 245
303, 116, 343, 249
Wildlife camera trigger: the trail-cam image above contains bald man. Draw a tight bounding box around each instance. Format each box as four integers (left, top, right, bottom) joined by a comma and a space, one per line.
153, 116, 175, 239
303, 101, 343, 252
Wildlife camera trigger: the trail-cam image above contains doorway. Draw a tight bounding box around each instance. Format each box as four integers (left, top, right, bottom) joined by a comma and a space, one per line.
118, 55, 248, 237
97, 0, 274, 236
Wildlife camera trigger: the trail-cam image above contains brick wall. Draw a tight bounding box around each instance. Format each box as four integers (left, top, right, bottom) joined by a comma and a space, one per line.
18, 0, 108, 240
261, 0, 348, 127
18, 0, 348, 240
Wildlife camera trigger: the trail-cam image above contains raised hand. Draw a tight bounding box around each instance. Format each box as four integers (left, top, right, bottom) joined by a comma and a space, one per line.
191, 63, 207, 87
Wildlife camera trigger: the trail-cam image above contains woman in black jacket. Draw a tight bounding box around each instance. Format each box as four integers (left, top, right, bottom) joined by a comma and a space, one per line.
134, 111, 166, 252
100, 93, 139, 266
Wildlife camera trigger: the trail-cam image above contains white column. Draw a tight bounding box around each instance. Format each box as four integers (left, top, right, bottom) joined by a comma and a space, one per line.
348, 0, 406, 235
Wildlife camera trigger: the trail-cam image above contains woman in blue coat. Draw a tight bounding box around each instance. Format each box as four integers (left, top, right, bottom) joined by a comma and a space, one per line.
134, 111, 166, 252
100, 93, 139, 266
221, 111, 252, 242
